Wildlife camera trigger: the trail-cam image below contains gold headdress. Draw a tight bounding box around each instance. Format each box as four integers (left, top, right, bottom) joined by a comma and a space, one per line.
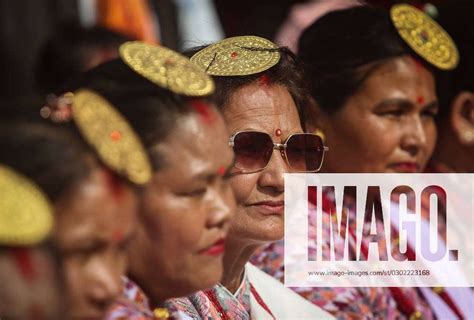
190, 35, 281, 76
40, 90, 153, 185
0, 165, 53, 246
390, 4, 459, 70
72, 89, 153, 185
119, 41, 214, 96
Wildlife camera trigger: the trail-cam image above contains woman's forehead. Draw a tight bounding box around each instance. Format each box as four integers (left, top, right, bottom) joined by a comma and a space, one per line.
351, 56, 436, 103
154, 113, 232, 171
223, 83, 301, 128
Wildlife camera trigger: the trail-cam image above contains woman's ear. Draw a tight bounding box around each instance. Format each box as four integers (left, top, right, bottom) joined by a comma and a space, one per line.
450, 91, 474, 146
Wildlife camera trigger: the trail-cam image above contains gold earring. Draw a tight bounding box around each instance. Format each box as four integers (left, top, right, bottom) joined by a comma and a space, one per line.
313, 129, 326, 143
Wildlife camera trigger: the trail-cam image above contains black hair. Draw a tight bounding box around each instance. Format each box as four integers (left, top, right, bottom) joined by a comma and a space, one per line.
62, 58, 206, 171
298, 5, 433, 114
0, 122, 94, 202
434, 1, 474, 121
184, 45, 312, 130
35, 24, 131, 95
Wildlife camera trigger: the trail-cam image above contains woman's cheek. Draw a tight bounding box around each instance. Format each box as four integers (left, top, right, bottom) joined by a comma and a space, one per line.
230, 175, 255, 204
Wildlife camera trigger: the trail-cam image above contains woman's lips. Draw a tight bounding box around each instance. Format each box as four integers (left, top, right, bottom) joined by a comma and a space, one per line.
199, 238, 226, 256
389, 162, 421, 173
248, 200, 284, 215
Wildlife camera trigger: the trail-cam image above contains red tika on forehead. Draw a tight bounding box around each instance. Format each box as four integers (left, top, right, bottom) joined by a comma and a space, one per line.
259, 74, 271, 86
190, 99, 215, 124
410, 57, 427, 106
411, 56, 425, 74
11, 248, 37, 281
104, 169, 124, 200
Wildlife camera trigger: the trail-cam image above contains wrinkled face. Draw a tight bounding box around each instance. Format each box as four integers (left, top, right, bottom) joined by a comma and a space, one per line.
131, 107, 235, 303
0, 246, 64, 319
320, 55, 438, 173
223, 83, 303, 245
54, 168, 138, 319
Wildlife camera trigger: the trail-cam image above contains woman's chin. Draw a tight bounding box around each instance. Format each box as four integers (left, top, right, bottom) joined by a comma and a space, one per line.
185, 264, 223, 293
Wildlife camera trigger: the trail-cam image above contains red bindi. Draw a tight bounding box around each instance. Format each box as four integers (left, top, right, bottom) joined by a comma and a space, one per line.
275, 128, 282, 137
417, 96, 425, 104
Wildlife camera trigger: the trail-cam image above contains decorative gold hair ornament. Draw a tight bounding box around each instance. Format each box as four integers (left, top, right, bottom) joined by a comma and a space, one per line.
390, 4, 459, 70
190, 35, 281, 76
72, 89, 153, 185
119, 41, 214, 96
0, 165, 53, 246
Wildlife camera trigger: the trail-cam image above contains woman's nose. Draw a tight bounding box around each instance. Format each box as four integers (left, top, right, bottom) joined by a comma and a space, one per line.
400, 115, 428, 156
257, 148, 287, 193
206, 185, 235, 229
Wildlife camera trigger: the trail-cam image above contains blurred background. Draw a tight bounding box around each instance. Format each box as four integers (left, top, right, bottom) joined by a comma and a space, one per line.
0, 0, 469, 113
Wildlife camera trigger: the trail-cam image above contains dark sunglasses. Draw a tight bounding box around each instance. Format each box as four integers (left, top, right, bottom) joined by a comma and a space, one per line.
228, 131, 328, 173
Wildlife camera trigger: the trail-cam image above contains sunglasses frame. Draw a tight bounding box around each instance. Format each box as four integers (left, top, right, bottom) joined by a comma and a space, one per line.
228, 130, 329, 174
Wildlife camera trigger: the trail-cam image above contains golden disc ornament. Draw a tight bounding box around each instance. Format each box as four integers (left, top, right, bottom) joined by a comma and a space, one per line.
119, 41, 214, 96
72, 89, 152, 185
190, 35, 281, 76
0, 165, 53, 246
390, 4, 459, 70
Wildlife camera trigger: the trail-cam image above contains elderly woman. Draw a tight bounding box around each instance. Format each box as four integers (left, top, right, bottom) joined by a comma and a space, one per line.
64, 42, 237, 318
251, 4, 469, 319
0, 118, 141, 319
165, 36, 333, 319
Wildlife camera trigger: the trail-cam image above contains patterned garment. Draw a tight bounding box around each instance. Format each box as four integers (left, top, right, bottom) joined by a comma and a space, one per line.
166, 272, 251, 320
106, 277, 155, 319
250, 189, 434, 319
106, 277, 185, 320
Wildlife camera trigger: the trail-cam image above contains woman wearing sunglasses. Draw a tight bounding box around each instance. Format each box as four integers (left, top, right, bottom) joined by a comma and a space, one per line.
64, 42, 236, 319
252, 4, 467, 319
0, 116, 142, 319
165, 36, 333, 319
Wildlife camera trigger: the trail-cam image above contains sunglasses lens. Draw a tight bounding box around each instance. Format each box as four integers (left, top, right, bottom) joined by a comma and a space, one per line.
286, 134, 324, 172
232, 132, 273, 172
